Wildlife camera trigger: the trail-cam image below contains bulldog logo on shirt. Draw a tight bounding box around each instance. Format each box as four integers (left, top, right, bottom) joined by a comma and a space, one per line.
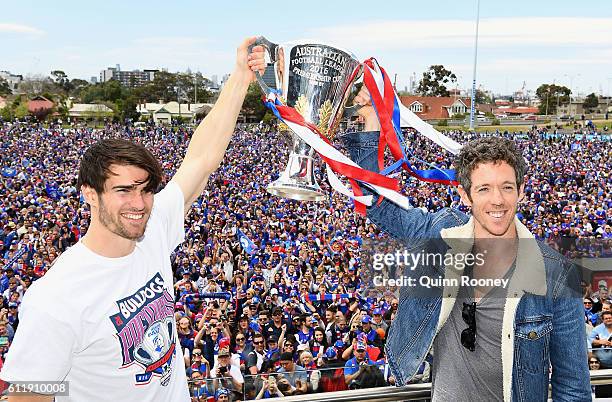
109, 273, 176, 386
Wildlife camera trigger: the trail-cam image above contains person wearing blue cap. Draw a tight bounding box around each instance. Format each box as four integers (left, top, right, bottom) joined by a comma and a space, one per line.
343, 339, 379, 388
360, 315, 383, 351
318, 346, 348, 392
214, 387, 231, 401
370, 308, 388, 332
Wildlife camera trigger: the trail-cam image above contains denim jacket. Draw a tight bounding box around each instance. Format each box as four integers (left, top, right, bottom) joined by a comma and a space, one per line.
342, 131, 591, 402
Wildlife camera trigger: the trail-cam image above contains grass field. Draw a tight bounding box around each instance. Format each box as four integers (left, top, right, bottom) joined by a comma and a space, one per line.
434, 119, 611, 133
434, 124, 533, 133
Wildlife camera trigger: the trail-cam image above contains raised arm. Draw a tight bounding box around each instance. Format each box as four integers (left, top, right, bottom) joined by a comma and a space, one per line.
341, 87, 467, 239
171, 37, 266, 215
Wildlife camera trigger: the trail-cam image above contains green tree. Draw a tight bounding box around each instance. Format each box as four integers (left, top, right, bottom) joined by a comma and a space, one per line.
0, 77, 11, 96
475, 89, 492, 105
14, 103, 29, 119
133, 71, 178, 102
0, 107, 12, 120
115, 95, 140, 122
181, 72, 213, 103
69, 79, 90, 97
417, 65, 457, 97
241, 83, 266, 122
80, 80, 124, 103
535, 84, 571, 115
583, 93, 599, 112
51, 70, 72, 93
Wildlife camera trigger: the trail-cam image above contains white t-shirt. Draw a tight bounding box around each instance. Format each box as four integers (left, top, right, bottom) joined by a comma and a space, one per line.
1, 181, 190, 401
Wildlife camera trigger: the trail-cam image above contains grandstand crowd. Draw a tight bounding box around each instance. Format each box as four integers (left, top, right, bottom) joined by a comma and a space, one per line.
0, 118, 610, 400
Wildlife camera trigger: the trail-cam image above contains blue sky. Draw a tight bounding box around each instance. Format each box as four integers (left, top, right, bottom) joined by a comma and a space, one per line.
2, 0, 612, 96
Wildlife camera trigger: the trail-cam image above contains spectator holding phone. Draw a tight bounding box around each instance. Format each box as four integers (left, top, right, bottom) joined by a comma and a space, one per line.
211, 340, 243, 394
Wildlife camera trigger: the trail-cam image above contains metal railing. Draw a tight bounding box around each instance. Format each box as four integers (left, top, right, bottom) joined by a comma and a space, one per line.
264, 383, 431, 402
189, 369, 612, 401
278, 370, 612, 402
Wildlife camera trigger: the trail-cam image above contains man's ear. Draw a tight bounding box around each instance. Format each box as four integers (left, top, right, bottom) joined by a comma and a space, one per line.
456, 185, 472, 207
81, 185, 98, 208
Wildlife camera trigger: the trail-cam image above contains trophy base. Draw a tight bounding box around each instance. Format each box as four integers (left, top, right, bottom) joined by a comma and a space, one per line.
267, 181, 326, 202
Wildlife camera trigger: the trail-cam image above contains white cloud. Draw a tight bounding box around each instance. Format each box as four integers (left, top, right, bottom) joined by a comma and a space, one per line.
0, 23, 44, 35
132, 36, 210, 47
310, 17, 612, 50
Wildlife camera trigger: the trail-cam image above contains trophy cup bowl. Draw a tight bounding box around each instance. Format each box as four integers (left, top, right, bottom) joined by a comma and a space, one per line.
250, 37, 362, 201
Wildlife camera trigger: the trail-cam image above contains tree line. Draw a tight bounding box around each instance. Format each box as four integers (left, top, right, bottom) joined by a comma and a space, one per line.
0, 70, 215, 122
0, 65, 603, 122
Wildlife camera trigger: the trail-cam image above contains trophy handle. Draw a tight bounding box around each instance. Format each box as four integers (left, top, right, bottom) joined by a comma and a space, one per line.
248, 36, 279, 95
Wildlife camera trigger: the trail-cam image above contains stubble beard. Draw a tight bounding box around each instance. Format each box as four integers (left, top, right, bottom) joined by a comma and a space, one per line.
99, 197, 148, 241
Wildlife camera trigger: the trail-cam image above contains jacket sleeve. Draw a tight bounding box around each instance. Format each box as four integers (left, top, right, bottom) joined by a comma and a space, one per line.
341, 131, 466, 239
549, 262, 591, 401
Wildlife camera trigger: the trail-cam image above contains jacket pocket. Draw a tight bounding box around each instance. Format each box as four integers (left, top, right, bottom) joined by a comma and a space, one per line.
514, 315, 552, 375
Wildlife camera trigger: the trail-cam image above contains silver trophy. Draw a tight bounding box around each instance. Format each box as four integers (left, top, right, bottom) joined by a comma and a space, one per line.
251, 37, 362, 201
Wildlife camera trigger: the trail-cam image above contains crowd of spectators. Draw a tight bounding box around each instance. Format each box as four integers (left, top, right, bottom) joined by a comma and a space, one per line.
0, 118, 610, 400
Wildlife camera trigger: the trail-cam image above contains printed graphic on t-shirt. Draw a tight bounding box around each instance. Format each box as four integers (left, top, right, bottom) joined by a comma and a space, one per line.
109, 273, 176, 386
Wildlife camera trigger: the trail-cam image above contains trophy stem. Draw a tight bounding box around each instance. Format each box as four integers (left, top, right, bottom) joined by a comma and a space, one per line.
267, 151, 326, 202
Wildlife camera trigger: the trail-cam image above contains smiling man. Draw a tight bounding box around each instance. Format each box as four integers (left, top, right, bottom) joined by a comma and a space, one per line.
340, 88, 590, 401
0, 38, 266, 401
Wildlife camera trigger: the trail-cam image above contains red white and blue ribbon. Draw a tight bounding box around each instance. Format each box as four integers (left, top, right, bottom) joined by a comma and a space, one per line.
362, 58, 461, 184
262, 58, 462, 213
264, 95, 410, 213
301, 292, 359, 303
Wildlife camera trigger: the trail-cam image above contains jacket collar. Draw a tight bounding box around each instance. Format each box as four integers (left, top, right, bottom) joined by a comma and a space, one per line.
440, 216, 547, 296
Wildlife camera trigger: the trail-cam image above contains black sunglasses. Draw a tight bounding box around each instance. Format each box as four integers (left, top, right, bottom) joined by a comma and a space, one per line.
461, 302, 477, 352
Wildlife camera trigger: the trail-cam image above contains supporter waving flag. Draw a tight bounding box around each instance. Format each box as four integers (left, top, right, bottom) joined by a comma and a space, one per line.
236, 228, 256, 255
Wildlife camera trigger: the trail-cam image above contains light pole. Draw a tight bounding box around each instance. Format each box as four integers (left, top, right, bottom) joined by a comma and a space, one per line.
564, 73, 581, 116
469, 0, 481, 131
607, 77, 612, 118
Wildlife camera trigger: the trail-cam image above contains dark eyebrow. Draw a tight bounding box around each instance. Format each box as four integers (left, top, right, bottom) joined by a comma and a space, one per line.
111, 179, 149, 191
475, 181, 516, 189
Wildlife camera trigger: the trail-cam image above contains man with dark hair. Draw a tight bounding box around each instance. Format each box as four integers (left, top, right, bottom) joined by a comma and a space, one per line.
0, 39, 266, 401
276, 351, 307, 393
589, 310, 612, 368
247, 333, 267, 375
338, 88, 591, 401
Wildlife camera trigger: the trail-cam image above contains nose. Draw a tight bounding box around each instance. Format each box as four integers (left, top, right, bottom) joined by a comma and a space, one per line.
491, 186, 504, 206
129, 191, 147, 210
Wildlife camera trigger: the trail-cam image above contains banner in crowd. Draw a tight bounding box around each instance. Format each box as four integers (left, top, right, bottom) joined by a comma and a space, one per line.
2, 247, 28, 271
237, 229, 257, 255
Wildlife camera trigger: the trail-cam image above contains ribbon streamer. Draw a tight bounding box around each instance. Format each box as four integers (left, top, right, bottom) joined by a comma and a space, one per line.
262, 58, 463, 211
362, 59, 460, 185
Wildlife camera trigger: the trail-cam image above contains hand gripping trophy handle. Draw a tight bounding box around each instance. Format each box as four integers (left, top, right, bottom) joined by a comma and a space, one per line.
248, 37, 279, 97
249, 37, 363, 202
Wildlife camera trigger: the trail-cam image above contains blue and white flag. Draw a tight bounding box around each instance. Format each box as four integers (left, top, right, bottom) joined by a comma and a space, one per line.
1, 167, 17, 178
3, 247, 27, 271
45, 182, 62, 200
237, 229, 256, 255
